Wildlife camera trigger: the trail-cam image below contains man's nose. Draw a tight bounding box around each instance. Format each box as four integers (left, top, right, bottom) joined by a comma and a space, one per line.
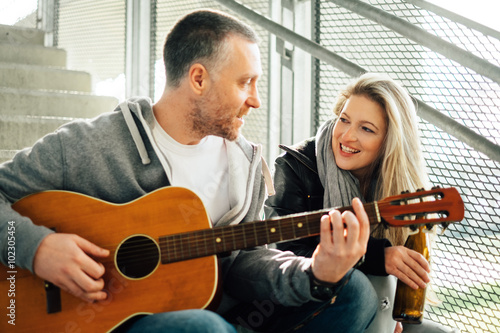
247, 85, 261, 109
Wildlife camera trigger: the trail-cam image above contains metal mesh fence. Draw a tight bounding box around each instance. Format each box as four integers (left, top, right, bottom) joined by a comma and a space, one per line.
55, 0, 126, 99
5, 0, 498, 331
153, 0, 270, 157
313, 1, 499, 332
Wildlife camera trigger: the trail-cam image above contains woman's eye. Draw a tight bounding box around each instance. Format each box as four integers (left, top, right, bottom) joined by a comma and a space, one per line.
362, 126, 374, 133
339, 117, 349, 123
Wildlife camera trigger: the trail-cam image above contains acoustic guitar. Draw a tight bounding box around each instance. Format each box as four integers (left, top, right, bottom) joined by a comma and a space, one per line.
0, 186, 464, 332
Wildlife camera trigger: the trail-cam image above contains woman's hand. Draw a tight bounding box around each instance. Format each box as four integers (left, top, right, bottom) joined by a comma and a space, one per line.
385, 245, 430, 289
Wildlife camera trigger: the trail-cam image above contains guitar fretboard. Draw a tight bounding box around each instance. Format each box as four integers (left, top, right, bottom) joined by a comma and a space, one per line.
159, 203, 379, 264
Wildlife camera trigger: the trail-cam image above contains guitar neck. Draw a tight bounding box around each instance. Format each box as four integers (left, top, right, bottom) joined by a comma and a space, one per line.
159, 202, 380, 264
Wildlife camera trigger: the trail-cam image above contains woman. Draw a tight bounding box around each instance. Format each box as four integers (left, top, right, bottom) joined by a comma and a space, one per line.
265, 73, 457, 332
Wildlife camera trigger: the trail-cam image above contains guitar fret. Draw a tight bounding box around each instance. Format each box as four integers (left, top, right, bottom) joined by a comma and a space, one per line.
201, 229, 211, 255
277, 219, 283, 241
281, 218, 293, 241
202, 229, 208, 257
264, 220, 270, 244
178, 234, 184, 261
215, 228, 226, 253
179, 234, 185, 259
267, 220, 281, 243
216, 228, 225, 253
184, 233, 191, 259
223, 229, 228, 252
242, 223, 248, 248
171, 234, 178, 261
230, 225, 237, 251
291, 217, 297, 239
253, 223, 258, 246
241, 223, 256, 247
161, 235, 177, 263
169, 235, 175, 261
211, 228, 218, 254
192, 230, 201, 258
199, 230, 206, 257
305, 214, 311, 236
225, 227, 232, 251
159, 236, 168, 264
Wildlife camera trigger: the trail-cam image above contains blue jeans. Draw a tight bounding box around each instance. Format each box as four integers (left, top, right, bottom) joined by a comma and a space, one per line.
125, 309, 236, 333
226, 269, 378, 333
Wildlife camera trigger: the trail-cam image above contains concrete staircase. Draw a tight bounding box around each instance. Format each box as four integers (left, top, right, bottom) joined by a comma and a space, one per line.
0, 24, 119, 163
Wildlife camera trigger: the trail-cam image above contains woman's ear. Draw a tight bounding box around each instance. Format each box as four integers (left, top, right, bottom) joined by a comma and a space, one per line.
188, 63, 209, 95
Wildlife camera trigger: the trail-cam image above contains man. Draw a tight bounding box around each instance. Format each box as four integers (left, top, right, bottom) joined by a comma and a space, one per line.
0, 9, 376, 332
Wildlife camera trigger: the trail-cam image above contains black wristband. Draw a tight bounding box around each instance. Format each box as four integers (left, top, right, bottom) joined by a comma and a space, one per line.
305, 266, 344, 301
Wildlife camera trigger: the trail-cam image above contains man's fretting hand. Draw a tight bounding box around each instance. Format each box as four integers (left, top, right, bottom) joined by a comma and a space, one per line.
311, 198, 370, 283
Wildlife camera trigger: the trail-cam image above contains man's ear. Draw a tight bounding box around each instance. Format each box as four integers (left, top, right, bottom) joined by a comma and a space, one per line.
189, 63, 209, 95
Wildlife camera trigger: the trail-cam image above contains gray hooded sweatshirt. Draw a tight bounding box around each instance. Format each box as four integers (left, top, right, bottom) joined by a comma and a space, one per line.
0, 97, 315, 315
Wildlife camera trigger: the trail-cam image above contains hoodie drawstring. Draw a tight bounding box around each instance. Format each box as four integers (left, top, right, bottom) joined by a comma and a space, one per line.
119, 101, 151, 165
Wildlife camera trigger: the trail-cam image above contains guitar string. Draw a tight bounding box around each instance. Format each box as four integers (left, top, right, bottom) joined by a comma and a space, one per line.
97, 209, 383, 264
97, 200, 444, 264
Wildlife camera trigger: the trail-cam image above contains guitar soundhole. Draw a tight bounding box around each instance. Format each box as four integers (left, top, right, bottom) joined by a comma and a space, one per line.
115, 235, 160, 279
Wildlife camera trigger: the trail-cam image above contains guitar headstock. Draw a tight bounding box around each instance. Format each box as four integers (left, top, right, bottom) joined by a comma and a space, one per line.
377, 187, 464, 231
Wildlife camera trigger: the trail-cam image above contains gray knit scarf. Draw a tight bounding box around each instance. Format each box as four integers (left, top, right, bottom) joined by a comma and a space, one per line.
315, 119, 364, 209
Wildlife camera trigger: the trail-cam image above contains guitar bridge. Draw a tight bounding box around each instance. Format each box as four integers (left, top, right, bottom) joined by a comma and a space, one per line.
44, 227, 62, 314
44, 281, 61, 313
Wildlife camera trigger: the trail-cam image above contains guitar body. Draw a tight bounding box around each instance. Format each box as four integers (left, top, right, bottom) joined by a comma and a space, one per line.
1, 187, 218, 333
0, 185, 464, 332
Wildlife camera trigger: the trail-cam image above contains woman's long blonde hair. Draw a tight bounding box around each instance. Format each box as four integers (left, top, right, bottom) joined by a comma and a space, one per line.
332, 73, 429, 245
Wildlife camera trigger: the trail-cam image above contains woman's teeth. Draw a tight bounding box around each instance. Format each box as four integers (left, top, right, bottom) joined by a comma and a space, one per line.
341, 144, 360, 153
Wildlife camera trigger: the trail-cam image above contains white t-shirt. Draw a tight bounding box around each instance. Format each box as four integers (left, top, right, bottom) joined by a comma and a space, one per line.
152, 117, 230, 223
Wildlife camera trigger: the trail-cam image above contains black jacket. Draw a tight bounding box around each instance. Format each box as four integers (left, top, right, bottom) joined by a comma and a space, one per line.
265, 137, 391, 276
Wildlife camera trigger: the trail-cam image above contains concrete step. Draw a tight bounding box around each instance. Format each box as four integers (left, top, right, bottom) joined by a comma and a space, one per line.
0, 115, 75, 150
0, 24, 45, 46
0, 62, 92, 93
0, 87, 118, 118
0, 42, 67, 67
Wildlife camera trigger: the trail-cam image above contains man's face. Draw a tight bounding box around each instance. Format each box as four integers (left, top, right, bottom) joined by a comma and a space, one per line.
190, 35, 262, 141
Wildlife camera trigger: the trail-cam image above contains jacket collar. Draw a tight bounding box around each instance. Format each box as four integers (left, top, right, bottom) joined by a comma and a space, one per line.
279, 138, 319, 175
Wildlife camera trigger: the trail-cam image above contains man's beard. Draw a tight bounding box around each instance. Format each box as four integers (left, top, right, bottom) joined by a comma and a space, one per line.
190, 97, 241, 141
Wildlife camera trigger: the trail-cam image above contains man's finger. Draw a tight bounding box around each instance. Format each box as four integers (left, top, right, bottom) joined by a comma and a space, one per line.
330, 210, 346, 245
74, 237, 109, 279
319, 214, 333, 245
351, 197, 370, 242
76, 236, 110, 258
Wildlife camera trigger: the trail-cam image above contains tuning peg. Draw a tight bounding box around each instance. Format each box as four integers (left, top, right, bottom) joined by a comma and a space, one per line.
425, 223, 434, 231
431, 185, 441, 190
380, 221, 389, 229
400, 190, 410, 194
409, 225, 418, 232
416, 188, 425, 192
440, 222, 450, 234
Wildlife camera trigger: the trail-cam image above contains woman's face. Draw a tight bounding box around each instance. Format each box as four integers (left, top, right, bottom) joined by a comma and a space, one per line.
332, 94, 388, 180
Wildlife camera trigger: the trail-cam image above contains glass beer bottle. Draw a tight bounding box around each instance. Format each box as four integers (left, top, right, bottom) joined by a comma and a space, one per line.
392, 226, 430, 324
